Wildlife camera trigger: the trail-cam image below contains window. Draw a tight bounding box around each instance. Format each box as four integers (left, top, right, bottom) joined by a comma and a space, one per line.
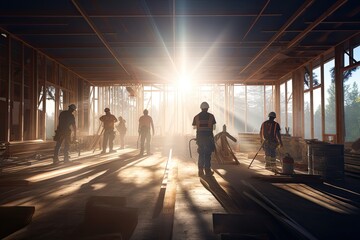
286, 80, 293, 136
313, 87, 322, 140
247, 85, 264, 133
304, 65, 310, 90
45, 85, 56, 140
280, 82, 286, 127
304, 92, 311, 139
234, 84, 273, 133
10, 39, 22, 141
303, 61, 323, 140
324, 59, 336, 134
234, 85, 246, 132
280, 79, 292, 135
24, 46, 35, 140
343, 65, 360, 142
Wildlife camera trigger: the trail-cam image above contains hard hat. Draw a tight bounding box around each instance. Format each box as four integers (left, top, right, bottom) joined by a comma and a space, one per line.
104, 108, 110, 112
143, 109, 148, 115
200, 102, 209, 109
268, 112, 276, 118
68, 104, 77, 111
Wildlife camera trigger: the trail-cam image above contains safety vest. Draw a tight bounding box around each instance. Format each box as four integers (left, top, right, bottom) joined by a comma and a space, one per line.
195, 114, 214, 132
261, 120, 279, 140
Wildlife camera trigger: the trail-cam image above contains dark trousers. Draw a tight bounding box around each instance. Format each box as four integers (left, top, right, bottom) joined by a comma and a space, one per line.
196, 136, 215, 169
102, 129, 115, 151
140, 128, 151, 154
263, 139, 278, 157
197, 145, 212, 169
54, 133, 71, 160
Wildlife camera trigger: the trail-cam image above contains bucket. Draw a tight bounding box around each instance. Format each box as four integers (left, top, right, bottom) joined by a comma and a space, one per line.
282, 154, 294, 174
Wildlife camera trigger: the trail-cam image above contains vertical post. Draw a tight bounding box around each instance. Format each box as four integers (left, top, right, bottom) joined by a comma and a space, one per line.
21, 43, 24, 141
42, 57, 46, 140
245, 85, 248, 132
6, 37, 11, 142
335, 45, 344, 143
320, 55, 325, 141
292, 70, 304, 138
274, 82, 280, 124
309, 62, 314, 139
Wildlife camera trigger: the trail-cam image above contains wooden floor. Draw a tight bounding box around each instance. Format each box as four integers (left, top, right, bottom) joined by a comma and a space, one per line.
0, 136, 359, 240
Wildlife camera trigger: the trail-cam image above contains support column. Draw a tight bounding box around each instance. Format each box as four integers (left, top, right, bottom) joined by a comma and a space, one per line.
292, 69, 304, 138
335, 45, 344, 143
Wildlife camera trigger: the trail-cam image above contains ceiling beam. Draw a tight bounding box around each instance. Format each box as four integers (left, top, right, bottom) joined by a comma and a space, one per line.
242, 0, 270, 41
243, 0, 348, 83
238, 0, 315, 75
70, 0, 132, 78
0, 13, 283, 18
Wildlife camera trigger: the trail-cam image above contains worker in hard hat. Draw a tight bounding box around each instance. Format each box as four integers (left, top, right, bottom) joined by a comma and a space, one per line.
116, 116, 127, 149
53, 104, 77, 164
99, 108, 118, 154
138, 109, 155, 156
192, 102, 217, 176
260, 112, 283, 171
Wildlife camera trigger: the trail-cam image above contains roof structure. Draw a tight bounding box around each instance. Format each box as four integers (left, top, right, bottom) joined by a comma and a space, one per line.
1, 0, 359, 85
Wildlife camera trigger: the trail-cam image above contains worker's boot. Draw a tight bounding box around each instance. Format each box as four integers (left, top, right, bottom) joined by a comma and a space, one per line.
53, 156, 59, 164
270, 157, 277, 172
64, 154, 70, 163
265, 156, 271, 169
205, 168, 214, 176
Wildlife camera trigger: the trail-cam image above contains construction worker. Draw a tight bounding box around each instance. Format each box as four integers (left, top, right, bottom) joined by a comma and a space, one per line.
192, 102, 216, 176
53, 104, 77, 164
116, 116, 127, 149
138, 109, 154, 155
260, 111, 283, 170
99, 108, 117, 154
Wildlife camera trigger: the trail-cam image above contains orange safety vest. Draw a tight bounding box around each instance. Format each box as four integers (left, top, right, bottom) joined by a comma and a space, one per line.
261, 120, 279, 140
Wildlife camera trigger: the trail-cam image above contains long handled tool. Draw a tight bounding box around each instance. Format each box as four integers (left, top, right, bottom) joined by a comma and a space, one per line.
248, 141, 264, 169
92, 125, 104, 153
136, 133, 141, 149
189, 138, 196, 158
90, 123, 102, 149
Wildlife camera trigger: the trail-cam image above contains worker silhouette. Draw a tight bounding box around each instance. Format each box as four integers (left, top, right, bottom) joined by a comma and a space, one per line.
116, 116, 127, 149
53, 104, 77, 164
138, 109, 154, 156
192, 102, 217, 176
99, 108, 117, 154
260, 111, 283, 170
